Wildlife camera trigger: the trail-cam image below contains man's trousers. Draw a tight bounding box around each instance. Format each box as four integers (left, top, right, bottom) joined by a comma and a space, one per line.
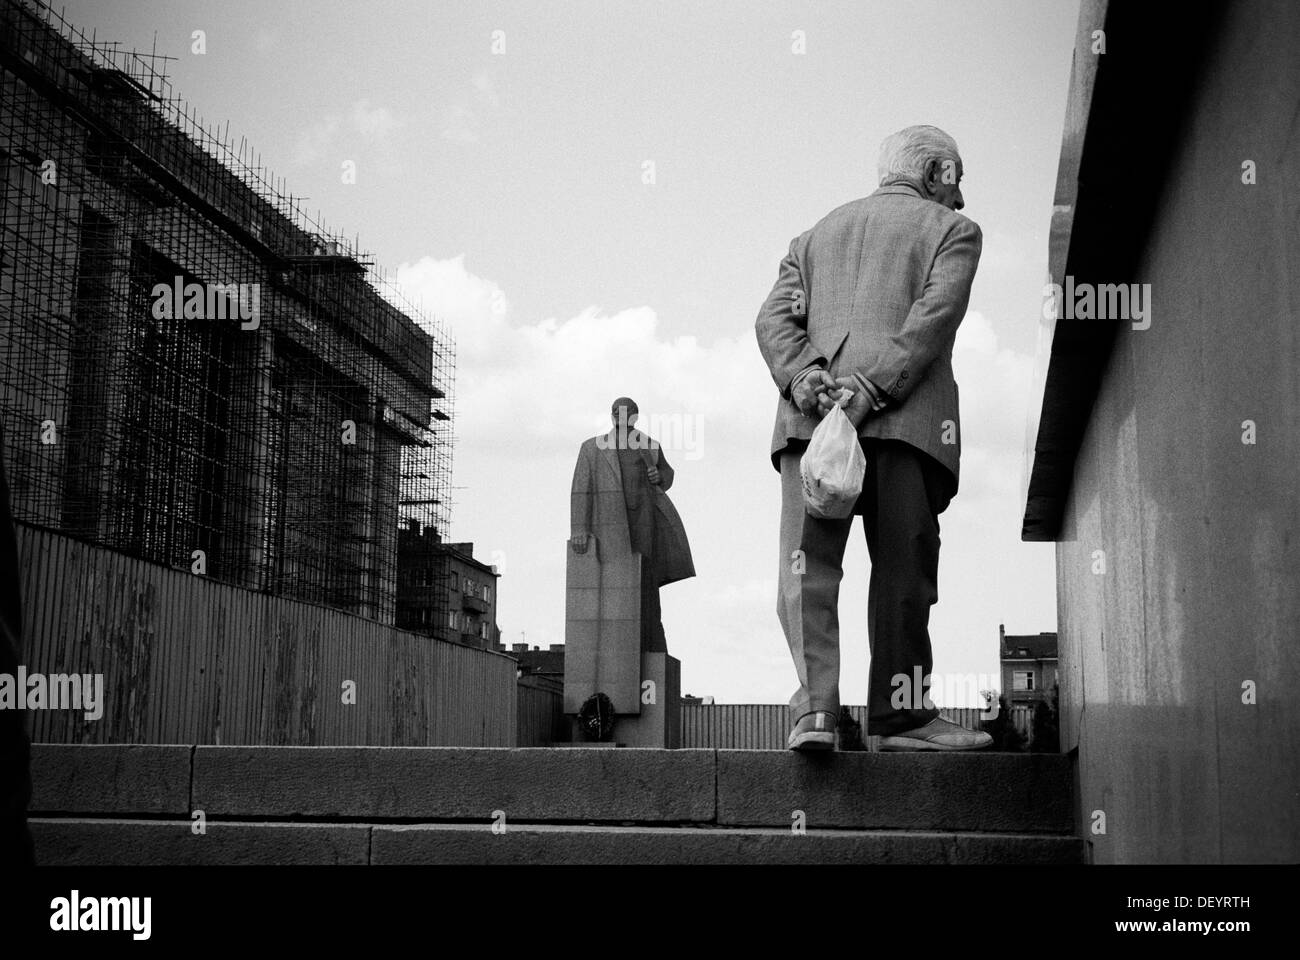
778, 437, 950, 736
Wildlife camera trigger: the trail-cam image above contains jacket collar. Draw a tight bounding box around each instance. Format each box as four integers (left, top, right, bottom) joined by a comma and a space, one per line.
871, 181, 926, 200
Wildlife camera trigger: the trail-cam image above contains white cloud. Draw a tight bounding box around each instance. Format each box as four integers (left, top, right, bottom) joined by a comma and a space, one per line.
976, 228, 1032, 274
394, 255, 766, 452
953, 310, 1036, 451
394, 258, 1037, 507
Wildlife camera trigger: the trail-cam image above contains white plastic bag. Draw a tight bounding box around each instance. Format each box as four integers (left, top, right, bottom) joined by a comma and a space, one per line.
800, 392, 865, 519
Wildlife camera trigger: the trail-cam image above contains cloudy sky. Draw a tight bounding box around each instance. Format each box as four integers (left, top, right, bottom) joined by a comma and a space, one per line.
65, 0, 1081, 707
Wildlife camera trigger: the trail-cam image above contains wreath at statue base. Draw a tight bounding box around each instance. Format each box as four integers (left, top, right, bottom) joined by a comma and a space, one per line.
577, 692, 616, 742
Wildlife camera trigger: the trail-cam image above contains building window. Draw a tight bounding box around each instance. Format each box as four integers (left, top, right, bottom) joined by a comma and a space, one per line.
1013, 671, 1035, 691
482, 585, 491, 602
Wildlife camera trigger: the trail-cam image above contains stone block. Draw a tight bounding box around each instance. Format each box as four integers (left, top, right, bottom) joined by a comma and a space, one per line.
29, 744, 192, 816
617, 653, 681, 748
565, 587, 600, 621
370, 823, 1083, 865
191, 746, 717, 822
30, 818, 370, 865
602, 587, 641, 620
565, 542, 601, 587
716, 751, 1075, 833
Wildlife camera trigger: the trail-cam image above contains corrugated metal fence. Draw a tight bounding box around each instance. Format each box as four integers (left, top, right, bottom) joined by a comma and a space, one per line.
517, 674, 567, 747
14, 524, 518, 746
679, 704, 1036, 749
504, 689, 1039, 750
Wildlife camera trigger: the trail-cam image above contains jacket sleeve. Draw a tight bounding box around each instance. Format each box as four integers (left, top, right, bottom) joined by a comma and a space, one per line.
857, 217, 982, 405
570, 444, 594, 538
656, 446, 675, 492
755, 233, 825, 399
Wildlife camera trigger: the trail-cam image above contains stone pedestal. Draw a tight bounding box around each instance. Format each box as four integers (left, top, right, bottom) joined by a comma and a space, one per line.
620, 652, 681, 748
564, 535, 682, 748
566, 653, 681, 748
563, 537, 642, 716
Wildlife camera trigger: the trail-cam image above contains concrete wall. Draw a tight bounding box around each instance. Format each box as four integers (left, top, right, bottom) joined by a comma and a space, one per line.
1055, 2, 1300, 862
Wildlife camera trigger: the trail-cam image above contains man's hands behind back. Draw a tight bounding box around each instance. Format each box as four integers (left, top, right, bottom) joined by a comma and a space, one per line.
792, 368, 837, 418
795, 367, 889, 428
811, 376, 889, 427
831, 380, 874, 428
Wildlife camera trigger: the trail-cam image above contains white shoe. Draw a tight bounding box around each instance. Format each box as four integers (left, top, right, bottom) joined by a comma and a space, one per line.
878, 717, 993, 752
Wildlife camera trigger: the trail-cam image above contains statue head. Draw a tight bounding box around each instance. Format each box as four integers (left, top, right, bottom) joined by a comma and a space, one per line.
611, 397, 639, 431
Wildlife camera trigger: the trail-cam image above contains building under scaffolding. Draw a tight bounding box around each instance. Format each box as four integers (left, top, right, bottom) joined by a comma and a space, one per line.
0, 0, 455, 624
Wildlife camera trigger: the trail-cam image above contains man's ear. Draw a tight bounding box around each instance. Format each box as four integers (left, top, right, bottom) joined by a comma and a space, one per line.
922, 158, 941, 196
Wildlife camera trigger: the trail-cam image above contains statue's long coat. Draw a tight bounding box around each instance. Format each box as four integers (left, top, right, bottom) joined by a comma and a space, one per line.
570, 429, 695, 586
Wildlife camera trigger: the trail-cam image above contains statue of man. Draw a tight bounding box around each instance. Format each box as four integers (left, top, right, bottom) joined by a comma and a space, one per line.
570, 397, 694, 654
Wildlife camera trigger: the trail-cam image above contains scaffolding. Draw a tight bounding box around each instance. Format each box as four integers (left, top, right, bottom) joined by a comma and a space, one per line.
0, 0, 455, 625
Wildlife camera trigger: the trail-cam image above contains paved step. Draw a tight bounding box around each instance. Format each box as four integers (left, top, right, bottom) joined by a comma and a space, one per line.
30, 744, 1075, 833
32, 818, 370, 866
29, 819, 1083, 866
28, 744, 1081, 864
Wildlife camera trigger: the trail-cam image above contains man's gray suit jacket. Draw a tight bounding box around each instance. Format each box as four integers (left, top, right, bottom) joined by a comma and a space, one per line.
755, 181, 983, 499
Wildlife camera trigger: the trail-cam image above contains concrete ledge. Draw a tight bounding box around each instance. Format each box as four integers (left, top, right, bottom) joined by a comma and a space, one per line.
30, 744, 192, 816
192, 746, 717, 822
371, 823, 1084, 865
30, 819, 1082, 865
716, 751, 1074, 833
29, 745, 1079, 837
30, 819, 370, 865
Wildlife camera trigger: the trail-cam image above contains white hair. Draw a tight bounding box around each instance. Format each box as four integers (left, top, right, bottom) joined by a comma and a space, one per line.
877, 125, 962, 188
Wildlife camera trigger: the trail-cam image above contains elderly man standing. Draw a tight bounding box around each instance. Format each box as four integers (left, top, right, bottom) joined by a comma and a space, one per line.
756, 125, 993, 752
